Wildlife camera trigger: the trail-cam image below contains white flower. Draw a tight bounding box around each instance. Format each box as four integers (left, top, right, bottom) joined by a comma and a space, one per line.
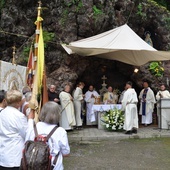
118, 125, 122, 129
102, 109, 124, 131
112, 125, 116, 130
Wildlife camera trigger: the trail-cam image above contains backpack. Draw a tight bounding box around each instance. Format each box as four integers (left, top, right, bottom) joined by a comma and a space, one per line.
20, 124, 58, 170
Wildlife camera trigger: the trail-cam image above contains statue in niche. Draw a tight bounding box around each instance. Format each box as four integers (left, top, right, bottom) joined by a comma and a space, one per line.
145, 31, 153, 47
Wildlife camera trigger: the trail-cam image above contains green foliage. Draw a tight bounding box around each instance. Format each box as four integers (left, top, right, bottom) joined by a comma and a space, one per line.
152, 0, 168, 8
22, 31, 55, 62
93, 5, 103, 15
64, 0, 83, 12
148, 0, 170, 12
0, 0, 5, 14
164, 17, 170, 29
60, 0, 83, 26
137, 0, 169, 23
23, 46, 30, 63
43, 31, 55, 48
137, 3, 142, 15
92, 5, 104, 26
136, 3, 147, 20
149, 61, 164, 77
76, 0, 83, 12
65, 0, 80, 6
59, 9, 69, 26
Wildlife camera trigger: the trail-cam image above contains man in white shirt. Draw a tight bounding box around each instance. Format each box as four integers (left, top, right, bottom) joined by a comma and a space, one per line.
84, 85, 99, 123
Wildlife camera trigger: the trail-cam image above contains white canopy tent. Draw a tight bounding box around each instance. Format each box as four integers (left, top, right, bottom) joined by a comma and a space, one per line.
62, 24, 170, 66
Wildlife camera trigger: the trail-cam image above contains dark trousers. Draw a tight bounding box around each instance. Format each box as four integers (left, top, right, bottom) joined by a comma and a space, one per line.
0, 166, 19, 170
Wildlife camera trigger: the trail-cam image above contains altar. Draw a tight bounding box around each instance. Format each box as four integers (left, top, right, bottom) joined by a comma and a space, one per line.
86, 104, 122, 129
157, 98, 170, 129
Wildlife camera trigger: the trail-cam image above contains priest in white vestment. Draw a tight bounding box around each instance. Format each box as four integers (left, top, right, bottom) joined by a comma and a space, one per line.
156, 84, 170, 100
73, 82, 85, 129
103, 86, 118, 104
59, 84, 76, 130
156, 84, 170, 129
139, 81, 156, 126
118, 86, 127, 104
84, 85, 99, 123
121, 81, 138, 134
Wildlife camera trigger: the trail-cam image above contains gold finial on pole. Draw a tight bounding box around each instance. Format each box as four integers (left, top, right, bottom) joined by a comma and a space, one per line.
37, 1, 42, 16
12, 45, 16, 65
38, 1, 42, 7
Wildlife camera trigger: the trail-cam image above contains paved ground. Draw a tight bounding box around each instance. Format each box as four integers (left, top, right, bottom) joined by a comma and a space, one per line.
67, 125, 170, 141
64, 126, 170, 170
64, 137, 170, 170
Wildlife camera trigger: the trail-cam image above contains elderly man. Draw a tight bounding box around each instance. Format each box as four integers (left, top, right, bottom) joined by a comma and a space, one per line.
103, 86, 118, 104
84, 85, 99, 124
59, 84, 76, 130
48, 84, 60, 104
156, 84, 170, 129
156, 84, 170, 100
139, 80, 156, 126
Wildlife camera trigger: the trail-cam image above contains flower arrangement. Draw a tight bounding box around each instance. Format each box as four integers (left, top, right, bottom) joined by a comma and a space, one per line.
113, 88, 121, 95
101, 109, 124, 131
149, 61, 164, 77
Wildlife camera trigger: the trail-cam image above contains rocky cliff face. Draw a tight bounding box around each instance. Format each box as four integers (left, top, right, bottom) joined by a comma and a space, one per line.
1, 0, 170, 93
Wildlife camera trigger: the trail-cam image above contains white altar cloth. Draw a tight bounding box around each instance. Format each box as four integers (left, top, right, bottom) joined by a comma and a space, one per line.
90, 104, 122, 122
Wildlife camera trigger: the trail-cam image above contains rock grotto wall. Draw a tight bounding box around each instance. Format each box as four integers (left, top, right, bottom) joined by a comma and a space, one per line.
1, 0, 170, 93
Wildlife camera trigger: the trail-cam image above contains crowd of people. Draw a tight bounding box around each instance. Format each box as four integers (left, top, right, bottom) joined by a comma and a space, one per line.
0, 80, 169, 169
47, 80, 168, 135
120, 80, 170, 134
0, 88, 70, 169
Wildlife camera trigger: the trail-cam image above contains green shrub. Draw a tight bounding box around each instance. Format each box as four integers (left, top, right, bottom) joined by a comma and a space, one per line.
149, 61, 164, 77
